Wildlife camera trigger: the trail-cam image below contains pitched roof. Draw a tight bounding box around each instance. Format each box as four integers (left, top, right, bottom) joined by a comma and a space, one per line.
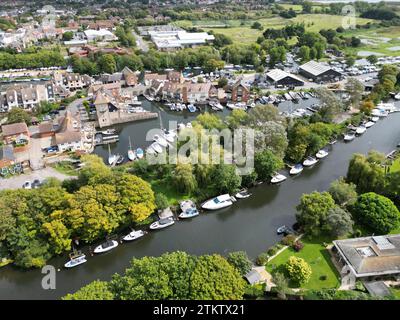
55, 111, 81, 145
299, 60, 332, 76
266, 69, 304, 83
1, 122, 28, 136
94, 91, 110, 105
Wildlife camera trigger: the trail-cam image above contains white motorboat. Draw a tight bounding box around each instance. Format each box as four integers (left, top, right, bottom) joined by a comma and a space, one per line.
395, 93, 400, 100
131, 96, 142, 105
122, 229, 147, 242
377, 102, 396, 113
150, 142, 163, 154
344, 132, 356, 141
235, 189, 252, 199
316, 149, 329, 159
356, 125, 367, 135
371, 116, 379, 122
303, 156, 318, 167
364, 121, 375, 128
102, 129, 116, 136
290, 164, 304, 175
186, 122, 192, 129
163, 130, 176, 143
136, 148, 144, 159
202, 194, 234, 210
150, 217, 175, 230
146, 145, 157, 155
153, 134, 168, 148
277, 225, 294, 235
178, 123, 186, 131
371, 108, 388, 117
271, 173, 287, 184
93, 240, 118, 254
179, 200, 199, 219
64, 252, 87, 268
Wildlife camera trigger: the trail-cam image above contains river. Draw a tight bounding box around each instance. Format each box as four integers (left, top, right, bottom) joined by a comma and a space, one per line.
1, 100, 400, 300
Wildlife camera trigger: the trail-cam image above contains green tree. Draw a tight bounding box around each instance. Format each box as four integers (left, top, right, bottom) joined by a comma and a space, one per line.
218, 77, 228, 88
328, 177, 358, 206
212, 164, 242, 194
285, 256, 312, 285
98, 54, 117, 74
367, 55, 378, 64
273, 272, 290, 300
345, 77, 364, 107
189, 254, 246, 300
296, 191, 336, 236
254, 150, 284, 181
352, 192, 400, 234
227, 251, 252, 276
6, 108, 31, 125
226, 109, 249, 130
155, 193, 169, 210
172, 164, 197, 194
325, 206, 354, 238
62, 31, 74, 41
298, 45, 311, 63
63, 280, 114, 300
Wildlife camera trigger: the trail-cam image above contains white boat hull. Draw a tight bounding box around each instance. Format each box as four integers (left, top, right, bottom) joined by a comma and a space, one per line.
123, 230, 146, 241
93, 240, 119, 254
271, 174, 287, 184
303, 158, 318, 167
150, 220, 175, 230
64, 256, 87, 268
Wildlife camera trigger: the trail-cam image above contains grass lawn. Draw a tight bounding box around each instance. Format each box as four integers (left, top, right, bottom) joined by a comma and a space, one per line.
390, 288, 400, 299
390, 157, 400, 173
177, 14, 374, 45
150, 178, 191, 206
51, 161, 78, 176
266, 236, 340, 290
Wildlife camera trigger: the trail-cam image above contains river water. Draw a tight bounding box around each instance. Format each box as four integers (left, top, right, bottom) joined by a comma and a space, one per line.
1, 99, 400, 300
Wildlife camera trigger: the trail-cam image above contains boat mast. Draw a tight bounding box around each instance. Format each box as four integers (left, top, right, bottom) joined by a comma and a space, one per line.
128, 136, 132, 150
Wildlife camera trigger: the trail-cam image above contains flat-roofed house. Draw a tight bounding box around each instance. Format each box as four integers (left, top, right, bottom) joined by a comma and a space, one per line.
266, 69, 304, 87
299, 60, 342, 82
332, 234, 400, 289
1, 122, 29, 145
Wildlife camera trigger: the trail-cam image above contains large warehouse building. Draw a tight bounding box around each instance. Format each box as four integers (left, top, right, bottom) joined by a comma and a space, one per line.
299, 60, 342, 82
266, 69, 304, 87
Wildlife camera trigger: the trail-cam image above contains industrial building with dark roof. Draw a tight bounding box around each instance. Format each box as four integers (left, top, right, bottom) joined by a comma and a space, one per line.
299, 60, 343, 82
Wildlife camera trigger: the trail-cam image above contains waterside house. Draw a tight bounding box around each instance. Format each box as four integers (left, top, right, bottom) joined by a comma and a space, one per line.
1, 122, 29, 145
53, 111, 83, 152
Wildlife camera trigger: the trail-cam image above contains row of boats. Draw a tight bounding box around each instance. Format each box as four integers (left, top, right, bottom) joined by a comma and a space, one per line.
64, 199, 200, 268
256, 91, 314, 105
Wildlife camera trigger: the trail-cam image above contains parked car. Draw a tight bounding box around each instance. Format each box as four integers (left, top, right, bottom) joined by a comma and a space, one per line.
22, 181, 31, 189
32, 179, 41, 189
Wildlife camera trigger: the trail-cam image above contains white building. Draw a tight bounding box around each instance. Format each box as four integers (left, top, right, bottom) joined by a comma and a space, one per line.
84, 29, 117, 42
149, 30, 215, 51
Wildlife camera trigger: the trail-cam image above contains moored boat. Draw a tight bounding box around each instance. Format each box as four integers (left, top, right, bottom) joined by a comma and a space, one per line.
202, 194, 234, 210
122, 229, 147, 242
93, 240, 118, 254
290, 164, 303, 175
235, 189, 252, 199
344, 132, 356, 142
64, 252, 87, 268
136, 148, 144, 159
364, 121, 375, 128
356, 125, 367, 135
153, 134, 168, 148
150, 217, 175, 230
316, 149, 329, 159
179, 200, 199, 219
303, 156, 318, 167
271, 173, 287, 184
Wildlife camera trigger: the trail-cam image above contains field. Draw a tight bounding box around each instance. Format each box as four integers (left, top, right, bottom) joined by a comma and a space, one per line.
266, 236, 340, 290
174, 14, 375, 45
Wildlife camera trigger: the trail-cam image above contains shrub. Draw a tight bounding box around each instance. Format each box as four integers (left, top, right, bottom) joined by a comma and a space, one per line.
285, 257, 312, 285
281, 234, 296, 247
256, 252, 269, 266
319, 275, 327, 281
267, 247, 278, 256
293, 240, 304, 252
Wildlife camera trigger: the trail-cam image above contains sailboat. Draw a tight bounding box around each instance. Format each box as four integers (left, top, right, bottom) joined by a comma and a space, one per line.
127, 136, 136, 161
136, 148, 144, 159
107, 144, 117, 165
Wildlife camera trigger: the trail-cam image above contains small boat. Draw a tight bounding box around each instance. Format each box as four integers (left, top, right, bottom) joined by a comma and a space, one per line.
344, 132, 356, 141
329, 139, 337, 145
131, 96, 142, 105
107, 145, 117, 165
150, 217, 175, 230
277, 225, 294, 235
93, 240, 119, 254
179, 200, 199, 219
356, 125, 367, 135
102, 129, 116, 136
290, 164, 303, 175
235, 189, 252, 199
136, 148, 144, 159
364, 121, 375, 128
163, 130, 176, 143
316, 149, 329, 159
178, 123, 186, 131
303, 156, 318, 167
271, 173, 287, 184
150, 142, 163, 154
115, 154, 124, 165
64, 252, 87, 268
122, 229, 147, 242
127, 136, 136, 161
146, 145, 157, 155
153, 134, 168, 148
187, 104, 197, 113
202, 194, 234, 210
394, 93, 400, 100
371, 116, 379, 122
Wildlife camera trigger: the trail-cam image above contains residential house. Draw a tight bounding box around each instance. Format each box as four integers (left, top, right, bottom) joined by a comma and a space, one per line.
1, 122, 29, 145
0, 144, 15, 169
225, 80, 250, 103
98, 67, 138, 87
54, 111, 82, 152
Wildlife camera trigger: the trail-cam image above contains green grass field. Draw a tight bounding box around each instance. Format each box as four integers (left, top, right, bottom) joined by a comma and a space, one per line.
174, 14, 375, 45
266, 236, 340, 290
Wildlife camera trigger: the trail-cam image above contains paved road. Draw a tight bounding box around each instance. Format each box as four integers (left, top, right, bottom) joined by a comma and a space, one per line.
132, 31, 149, 52
0, 167, 75, 190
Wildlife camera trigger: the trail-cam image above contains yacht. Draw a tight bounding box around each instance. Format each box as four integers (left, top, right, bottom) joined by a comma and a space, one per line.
153, 134, 168, 148
136, 148, 144, 159
364, 121, 375, 128
316, 149, 329, 159
271, 173, 287, 184
303, 156, 318, 167
150, 217, 175, 230
122, 229, 147, 242
344, 132, 356, 141
187, 104, 197, 113
290, 164, 304, 175
150, 142, 163, 154
394, 93, 400, 100
127, 136, 136, 161
93, 240, 119, 254
202, 194, 234, 210
102, 128, 116, 136
107, 145, 117, 165
115, 154, 125, 165
146, 145, 157, 155
356, 125, 367, 135
64, 252, 87, 268
235, 189, 252, 199
371, 116, 379, 122
163, 130, 176, 143
179, 200, 199, 219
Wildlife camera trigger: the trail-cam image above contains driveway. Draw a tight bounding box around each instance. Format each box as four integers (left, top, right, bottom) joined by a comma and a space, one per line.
0, 167, 75, 190
132, 31, 149, 52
